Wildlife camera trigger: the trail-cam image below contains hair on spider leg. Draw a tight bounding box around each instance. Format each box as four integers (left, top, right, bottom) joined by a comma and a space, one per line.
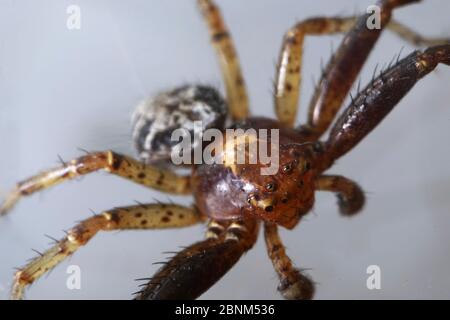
134, 277, 153, 282
44, 234, 59, 244
30, 248, 44, 257
133, 200, 148, 209
152, 261, 169, 266
56, 154, 67, 167
371, 63, 380, 83
396, 46, 406, 63
75, 147, 92, 156
131, 290, 145, 296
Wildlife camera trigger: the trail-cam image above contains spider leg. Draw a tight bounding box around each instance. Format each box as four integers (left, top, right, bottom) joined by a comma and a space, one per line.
11, 203, 204, 300
275, 0, 449, 131
0, 151, 191, 216
315, 175, 365, 216
197, 0, 249, 120
323, 45, 450, 165
135, 219, 259, 300
264, 222, 314, 300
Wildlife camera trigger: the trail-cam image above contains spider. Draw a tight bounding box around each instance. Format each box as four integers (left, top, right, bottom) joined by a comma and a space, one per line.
1, 0, 449, 300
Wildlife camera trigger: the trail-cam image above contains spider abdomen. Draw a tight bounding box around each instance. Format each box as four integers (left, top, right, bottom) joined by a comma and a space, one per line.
131, 85, 227, 167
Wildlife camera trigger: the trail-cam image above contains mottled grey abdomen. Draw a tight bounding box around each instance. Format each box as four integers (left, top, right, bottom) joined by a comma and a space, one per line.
132, 85, 227, 167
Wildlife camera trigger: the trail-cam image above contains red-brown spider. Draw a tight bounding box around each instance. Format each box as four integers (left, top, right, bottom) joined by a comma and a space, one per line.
1, 0, 449, 300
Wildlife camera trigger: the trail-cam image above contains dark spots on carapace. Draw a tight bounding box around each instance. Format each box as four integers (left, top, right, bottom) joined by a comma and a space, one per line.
178, 214, 184, 219
134, 212, 143, 218
166, 210, 173, 216
141, 220, 148, 226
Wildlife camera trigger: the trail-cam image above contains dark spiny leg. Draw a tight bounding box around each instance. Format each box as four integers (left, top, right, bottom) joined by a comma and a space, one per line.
11, 203, 203, 300
315, 175, 365, 216
135, 219, 259, 300
198, 0, 249, 120
296, 0, 424, 139
0, 151, 191, 215
323, 45, 450, 165
274, 6, 449, 129
264, 223, 314, 300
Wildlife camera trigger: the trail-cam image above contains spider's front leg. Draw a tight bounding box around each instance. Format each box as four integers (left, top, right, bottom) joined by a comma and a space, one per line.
11, 203, 204, 300
264, 223, 314, 300
274, 0, 449, 131
0, 151, 190, 216
323, 45, 450, 165
135, 219, 259, 300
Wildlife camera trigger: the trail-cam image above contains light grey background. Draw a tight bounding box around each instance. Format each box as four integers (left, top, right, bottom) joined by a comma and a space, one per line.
1, 0, 450, 300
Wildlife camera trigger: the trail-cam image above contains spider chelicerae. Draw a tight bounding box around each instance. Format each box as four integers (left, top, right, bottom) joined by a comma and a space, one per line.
1, 0, 450, 300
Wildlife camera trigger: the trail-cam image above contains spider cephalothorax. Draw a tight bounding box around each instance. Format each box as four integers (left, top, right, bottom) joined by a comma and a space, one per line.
1, 0, 449, 300
193, 117, 322, 229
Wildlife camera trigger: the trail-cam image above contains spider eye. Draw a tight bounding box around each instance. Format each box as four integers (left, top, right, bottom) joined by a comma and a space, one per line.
247, 193, 259, 204
282, 163, 292, 173
265, 183, 276, 192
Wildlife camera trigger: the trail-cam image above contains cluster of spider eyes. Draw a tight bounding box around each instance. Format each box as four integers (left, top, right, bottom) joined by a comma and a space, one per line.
245, 159, 312, 212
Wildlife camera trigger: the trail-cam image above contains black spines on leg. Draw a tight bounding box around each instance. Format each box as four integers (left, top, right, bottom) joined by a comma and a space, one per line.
325, 45, 450, 161
134, 239, 246, 300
